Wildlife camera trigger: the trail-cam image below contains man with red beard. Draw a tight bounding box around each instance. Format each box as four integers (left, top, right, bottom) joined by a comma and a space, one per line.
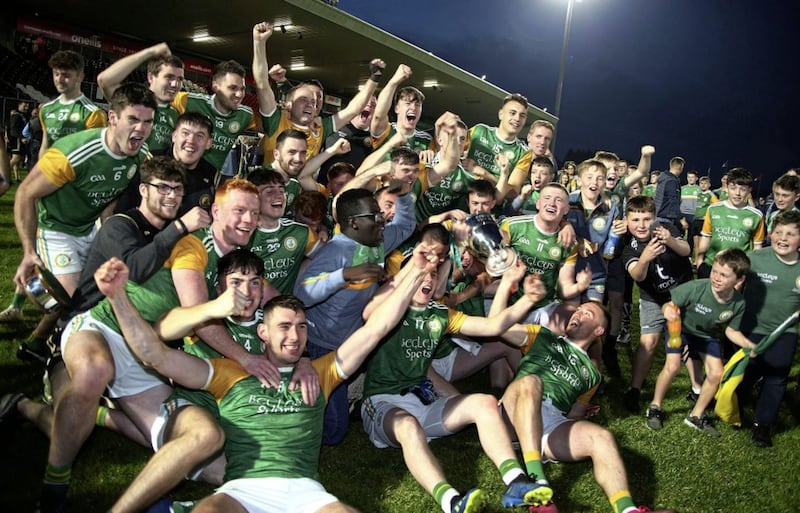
35, 179, 257, 513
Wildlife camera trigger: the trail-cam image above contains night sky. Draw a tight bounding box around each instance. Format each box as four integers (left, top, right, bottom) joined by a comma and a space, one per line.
339, 0, 799, 195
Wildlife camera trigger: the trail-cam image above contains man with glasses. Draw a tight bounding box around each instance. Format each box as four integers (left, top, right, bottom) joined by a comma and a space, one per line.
295, 186, 417, 444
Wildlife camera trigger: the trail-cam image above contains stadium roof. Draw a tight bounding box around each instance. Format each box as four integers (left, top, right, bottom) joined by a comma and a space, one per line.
19, 0, 556, 129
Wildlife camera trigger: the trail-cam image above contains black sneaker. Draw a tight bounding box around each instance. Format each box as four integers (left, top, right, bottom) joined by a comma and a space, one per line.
623, 388, 641, 412
685, 390, 699, 404
751, 423, 772, 448
684, 413, 720, 437
645, 405, 665, 430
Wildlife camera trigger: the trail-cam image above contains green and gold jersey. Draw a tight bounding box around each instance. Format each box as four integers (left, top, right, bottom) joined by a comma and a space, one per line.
701, 201, 765, 265
173, 91, 255, 170
248, 219, 320, 294
500, 215, 577, 307
260, 109, 335, 166
372, 122, 433, 158
89, 233, 211, 334
415, 163, 476, 221
206, 352, 341, 481
670, 279, 744, 338
694, 190, 717, 219
515, 324, 600, 414
467, 124, 528, 179
363, 302, 466, 397
148, 103, 180, 154
39, 94, 107, 144
184, 311, 263, 359
38, 127, 145, 235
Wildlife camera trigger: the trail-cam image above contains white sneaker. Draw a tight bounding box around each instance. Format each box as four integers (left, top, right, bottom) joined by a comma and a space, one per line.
0, 306, 23, 323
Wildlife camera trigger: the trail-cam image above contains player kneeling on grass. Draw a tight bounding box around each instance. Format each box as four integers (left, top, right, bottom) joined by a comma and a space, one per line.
93, 244, 440, 513
360, 261, 554, 513
497, 298, 676, 513
648, 248, 755, 436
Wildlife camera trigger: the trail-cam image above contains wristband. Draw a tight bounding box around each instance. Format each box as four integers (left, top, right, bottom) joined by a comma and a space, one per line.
369, 62, 383, 83
176, 218, 188, 234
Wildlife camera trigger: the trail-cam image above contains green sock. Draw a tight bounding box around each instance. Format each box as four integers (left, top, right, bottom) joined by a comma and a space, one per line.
610, 490, 637, 513
433, 481, 457, 513
523, 450, 547, 483
11, 293, 25, 309
44, 463, 71, 486
96, 405, 110, 427
499, 458, 525, 485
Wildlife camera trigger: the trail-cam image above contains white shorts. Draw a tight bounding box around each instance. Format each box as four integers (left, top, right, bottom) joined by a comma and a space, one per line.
361, 393, 454, 449
215, 476, 338, 513
36, 225, 97, 275
540, 398, 574, 462
61, 310, 169, 399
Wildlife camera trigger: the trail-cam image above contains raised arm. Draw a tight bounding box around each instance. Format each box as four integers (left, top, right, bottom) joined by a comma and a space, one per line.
332, 59, 385, 131
155, 285, 249, 340
370, 64, 412, 137
97, 43, 172, 100
172, 267, 281, 387
252, 21, 277, 119
623, 145, 655, 189
427, 112, 461, 186
298, 138, 351, 190
96, 258, 210, 389
336, 246, 438, 376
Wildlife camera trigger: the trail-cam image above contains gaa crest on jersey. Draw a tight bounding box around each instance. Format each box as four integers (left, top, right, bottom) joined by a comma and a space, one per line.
795, 276, 800, 291
592, 218, 607, 231
581, 366, 590, 380
451, 181, 464, 192
742, 217, 754, 228
719, 310, 734, 323
69, 112, 81, 123
229, 121, 241, 134
549, 247, 562, 258
284, 237, 298, 251
427, 318, 442, 338
127, 165, 137, 179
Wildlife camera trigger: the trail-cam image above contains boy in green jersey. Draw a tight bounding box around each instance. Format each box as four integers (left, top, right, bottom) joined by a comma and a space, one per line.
696, 167, 765, 278
740, 211, 800, 447
659, 248, 756, 436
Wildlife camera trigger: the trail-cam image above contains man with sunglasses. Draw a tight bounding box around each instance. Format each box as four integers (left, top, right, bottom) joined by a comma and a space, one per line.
295, 185, 417, 445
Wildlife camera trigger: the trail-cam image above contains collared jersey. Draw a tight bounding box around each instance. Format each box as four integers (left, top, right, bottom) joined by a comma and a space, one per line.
38, 127, 146, 235
172, 91, 255, 170
39, 94, 107, 144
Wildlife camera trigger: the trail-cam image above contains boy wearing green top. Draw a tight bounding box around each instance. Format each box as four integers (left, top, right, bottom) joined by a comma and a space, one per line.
740, 210, 800, 447
660, 248, 756, 435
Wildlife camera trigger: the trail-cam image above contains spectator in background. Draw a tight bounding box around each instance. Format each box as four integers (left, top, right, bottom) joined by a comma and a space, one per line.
23, 103, 44, 169
6, 100, 29, 182
655, 156, 684, 230
680, 169, 700, 251
39, 50, 107, 157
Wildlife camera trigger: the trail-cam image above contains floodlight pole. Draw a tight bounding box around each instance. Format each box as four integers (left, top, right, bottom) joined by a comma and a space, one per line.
552, 0, 575, 158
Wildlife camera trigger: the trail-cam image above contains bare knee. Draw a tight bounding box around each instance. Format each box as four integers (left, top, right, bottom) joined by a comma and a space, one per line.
390, 412, 424, 445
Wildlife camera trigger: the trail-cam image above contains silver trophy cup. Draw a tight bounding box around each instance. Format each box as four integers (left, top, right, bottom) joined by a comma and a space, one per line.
465, 214, 517, 277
